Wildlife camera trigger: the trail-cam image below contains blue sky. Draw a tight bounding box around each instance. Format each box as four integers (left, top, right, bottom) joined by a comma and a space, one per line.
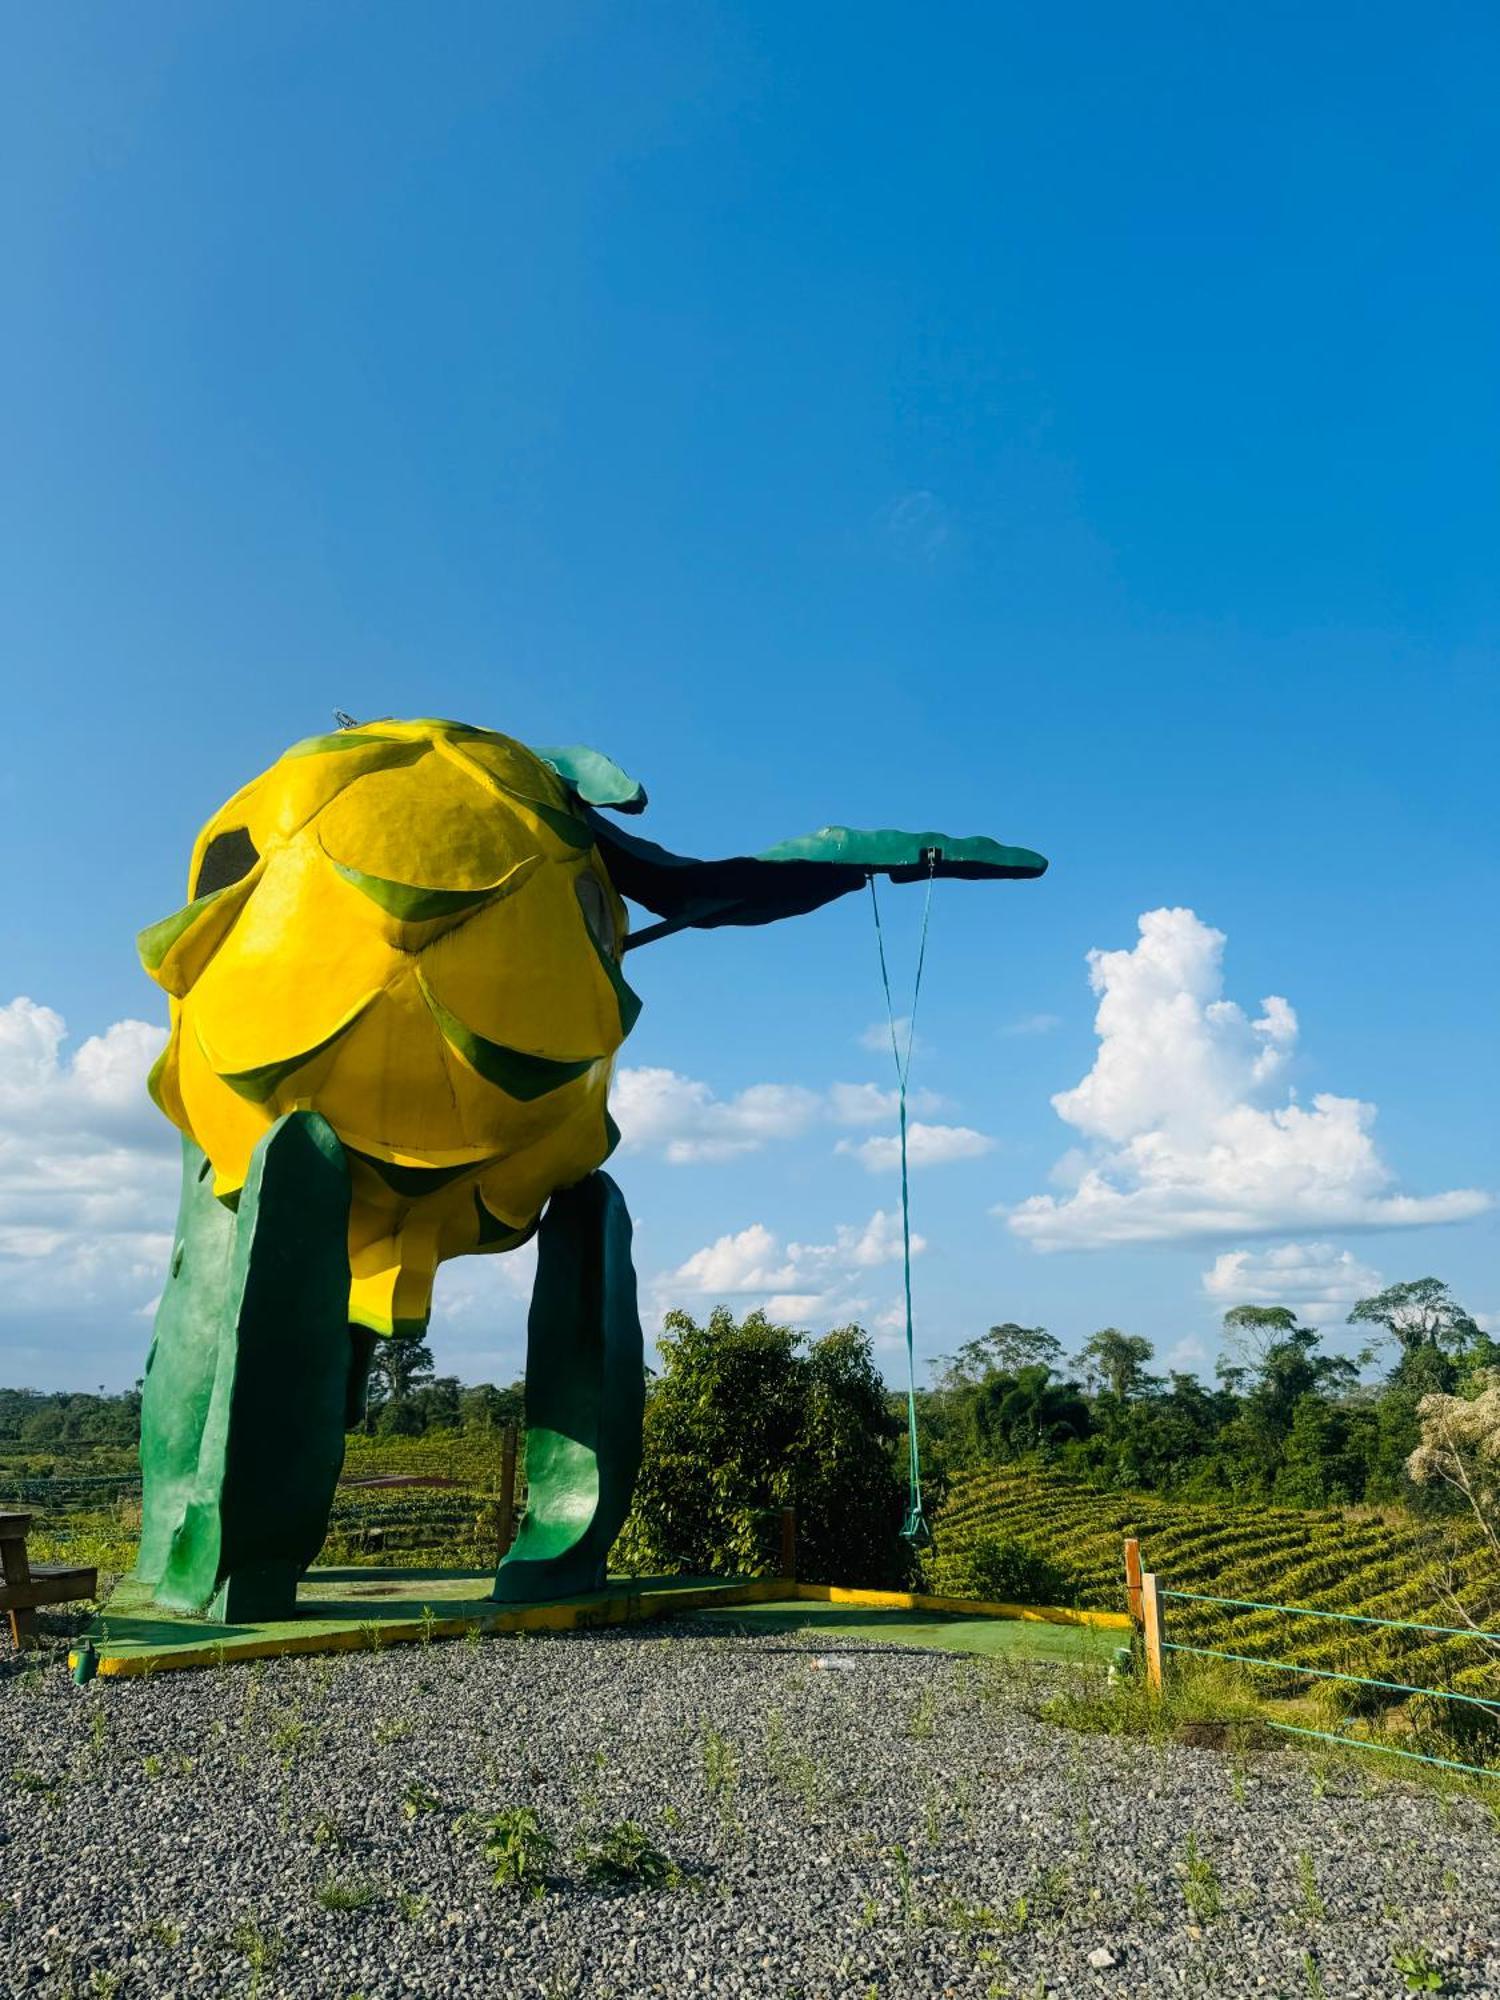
2, 4, 1495, 1391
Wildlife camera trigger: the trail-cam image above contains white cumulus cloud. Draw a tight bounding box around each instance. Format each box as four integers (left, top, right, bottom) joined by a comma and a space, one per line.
658, 1208, 920, 1332
1006, 909, 1490, 1250
611, 1066, 941, 1164
837, 1122, 995, 1172
0, 998, 177, 1354
1202, 1242, 1384, 1328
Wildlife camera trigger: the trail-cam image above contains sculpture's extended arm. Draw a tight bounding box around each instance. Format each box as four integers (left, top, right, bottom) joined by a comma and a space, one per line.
584, 815, 1048, 949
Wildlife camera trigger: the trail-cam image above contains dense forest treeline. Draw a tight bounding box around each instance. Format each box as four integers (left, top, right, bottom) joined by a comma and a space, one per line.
3, 1277, 1489, 1544
915, 1278, 1495, 1515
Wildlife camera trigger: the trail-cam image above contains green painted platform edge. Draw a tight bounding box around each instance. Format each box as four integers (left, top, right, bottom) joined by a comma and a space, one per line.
73, 1576, 789, 1676
72, 1575, 1129, 1677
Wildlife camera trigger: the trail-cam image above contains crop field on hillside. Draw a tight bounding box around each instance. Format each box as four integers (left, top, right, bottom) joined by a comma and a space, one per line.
933, 1470, 1500, 1724
0, 1433, 519, 1580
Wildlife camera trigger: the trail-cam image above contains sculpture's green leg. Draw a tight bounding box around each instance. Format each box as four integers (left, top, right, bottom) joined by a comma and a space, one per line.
134, 1113, 352, 1622
492, 1171, 644, 1604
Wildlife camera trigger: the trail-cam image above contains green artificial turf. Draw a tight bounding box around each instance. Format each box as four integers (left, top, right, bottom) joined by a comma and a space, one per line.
687, 1600, 1126, 1663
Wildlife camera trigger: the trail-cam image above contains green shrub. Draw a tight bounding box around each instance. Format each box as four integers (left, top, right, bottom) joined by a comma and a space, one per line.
612, 1309, 910, 1587
926, 1529, 1078, 1606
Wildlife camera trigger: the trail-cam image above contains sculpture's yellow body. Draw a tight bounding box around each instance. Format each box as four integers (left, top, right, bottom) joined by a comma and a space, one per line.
138, 720, 636, 1338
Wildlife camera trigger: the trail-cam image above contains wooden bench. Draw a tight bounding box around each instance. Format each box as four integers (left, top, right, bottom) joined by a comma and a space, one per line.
0, 1511, 97, 1650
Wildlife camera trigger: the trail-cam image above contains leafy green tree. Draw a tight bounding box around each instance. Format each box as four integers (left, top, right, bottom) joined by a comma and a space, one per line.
615, 1307, 907, 1586
1275, 1394, 1360, 1507
365, 1337, 437, 1434
1348, 1278, 1480, 1361
935, 1323, 1064, 1389
458, 1380, 525, 1432
1064, 1372, 1234, 1493
1075, 1328, 1156, 1401
970, 1364, 1091, 1460
794, 1326, 908, 1584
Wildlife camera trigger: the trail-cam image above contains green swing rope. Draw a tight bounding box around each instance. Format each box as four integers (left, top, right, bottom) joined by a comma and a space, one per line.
867, 853, 937, 1545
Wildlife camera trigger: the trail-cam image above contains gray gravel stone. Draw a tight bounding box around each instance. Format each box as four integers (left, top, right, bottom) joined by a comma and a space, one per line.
1, 1623, 1497, 1996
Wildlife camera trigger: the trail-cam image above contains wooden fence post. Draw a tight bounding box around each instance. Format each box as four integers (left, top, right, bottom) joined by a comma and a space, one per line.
1, 1513, 37, 1650
1141, 1569, 1165, 1694
780, 1505, 797, 1582
497, 1423, 518, 1559
1124, 1537, 1143, 1627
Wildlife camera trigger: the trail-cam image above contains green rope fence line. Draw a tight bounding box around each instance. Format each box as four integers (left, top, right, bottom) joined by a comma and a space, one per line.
1161, 1587, 1500, 1645
1262, 1721, 1500, 1784
1159, 1641, 1500, 1715
1150, 1576, 1500, 1783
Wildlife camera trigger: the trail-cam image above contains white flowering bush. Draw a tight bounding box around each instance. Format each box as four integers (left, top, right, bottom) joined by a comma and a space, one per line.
1407, 1370, 1500, 1556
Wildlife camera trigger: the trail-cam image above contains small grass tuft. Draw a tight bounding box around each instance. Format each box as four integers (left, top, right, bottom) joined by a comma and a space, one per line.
315, 1874, 376, 1914
1179, 1832, 1222, 1923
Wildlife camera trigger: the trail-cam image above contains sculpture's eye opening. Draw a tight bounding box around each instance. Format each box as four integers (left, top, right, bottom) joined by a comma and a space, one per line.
576, 872, 618, 959
194, 826, 259, 898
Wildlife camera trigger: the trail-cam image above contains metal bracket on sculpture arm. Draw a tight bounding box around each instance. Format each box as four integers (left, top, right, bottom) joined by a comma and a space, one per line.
491, 1172, 644, 1605
134, 1113, 353, 1622
583, 817, 1049, 949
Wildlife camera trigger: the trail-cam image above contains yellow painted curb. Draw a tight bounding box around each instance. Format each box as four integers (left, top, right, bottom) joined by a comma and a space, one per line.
793, 1582, 1132, 1631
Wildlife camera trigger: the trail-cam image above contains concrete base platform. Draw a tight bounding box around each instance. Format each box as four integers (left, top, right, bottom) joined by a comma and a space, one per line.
72, 1573, 1131, 1678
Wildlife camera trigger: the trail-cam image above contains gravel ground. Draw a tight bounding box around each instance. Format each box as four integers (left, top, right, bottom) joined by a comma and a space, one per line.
2, 1621, 1498, 1998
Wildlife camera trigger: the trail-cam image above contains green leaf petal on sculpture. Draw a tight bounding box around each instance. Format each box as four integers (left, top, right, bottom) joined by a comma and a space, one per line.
533, 744, 648, 814
329, 852, 541, 924
584, 925, 644, 1038
205, 995, 375, 1105
523, 798, 594, 851
417, 975, 601, 1100
136, 886, 231, 974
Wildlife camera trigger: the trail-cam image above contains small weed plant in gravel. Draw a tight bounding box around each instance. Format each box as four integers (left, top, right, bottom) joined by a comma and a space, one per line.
229, 1917, 283, 1997
887, 1842, 920, 1927
1392, 1942, 1447, 1993
907, 1683, 937, 1741
482, 1805, 556, 1898
763, 1707, 830, 1812
11, 1767, 62, 1798
1295, 1849, 1326, 1923
401, 1779, 442, 1819
1179, 1832, 1222, 1923
271, 1708, 312, 1766
578, 1820, 682, 1890
700, 1723, 738, 1799
315, 1874, 377, 1914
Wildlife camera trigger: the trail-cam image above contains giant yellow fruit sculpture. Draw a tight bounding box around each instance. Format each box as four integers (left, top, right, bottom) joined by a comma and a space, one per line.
131, 716, 1046, 1621
140, 719, 638, 1345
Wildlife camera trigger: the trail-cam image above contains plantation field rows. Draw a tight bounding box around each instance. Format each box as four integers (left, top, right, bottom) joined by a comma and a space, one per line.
933, 1469, 1500, 1719
1, 1432, 520, 1578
